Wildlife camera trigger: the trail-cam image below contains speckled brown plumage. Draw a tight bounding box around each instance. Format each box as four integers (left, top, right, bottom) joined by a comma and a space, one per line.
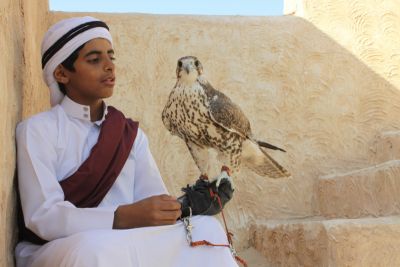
162, 56, 290, 179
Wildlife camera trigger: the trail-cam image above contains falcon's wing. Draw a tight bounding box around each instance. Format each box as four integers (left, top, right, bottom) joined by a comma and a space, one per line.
200, 82, 251, 138
161, 92, 174, 132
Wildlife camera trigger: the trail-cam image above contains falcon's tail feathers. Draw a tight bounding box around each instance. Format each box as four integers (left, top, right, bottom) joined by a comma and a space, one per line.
242, 140, 291, 178
257, 140, 286, 152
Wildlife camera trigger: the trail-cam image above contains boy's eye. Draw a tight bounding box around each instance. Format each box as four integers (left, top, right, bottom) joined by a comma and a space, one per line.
87, 58, 100, 64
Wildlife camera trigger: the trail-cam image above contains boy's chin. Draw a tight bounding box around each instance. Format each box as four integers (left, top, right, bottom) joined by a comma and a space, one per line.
101, 93, 113, 99
100, 88, 114, 98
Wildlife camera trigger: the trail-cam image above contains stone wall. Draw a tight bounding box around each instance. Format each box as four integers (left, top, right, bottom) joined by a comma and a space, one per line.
0, 1, 49, 266
0, 1, 23, 265
21, 1, 52, 118
287, 0, 400, 216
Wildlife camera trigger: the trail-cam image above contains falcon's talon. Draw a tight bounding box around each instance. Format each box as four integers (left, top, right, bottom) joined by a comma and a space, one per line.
211, 170, 235, 190
199, 174, 209, 180
221, 166, 231, 176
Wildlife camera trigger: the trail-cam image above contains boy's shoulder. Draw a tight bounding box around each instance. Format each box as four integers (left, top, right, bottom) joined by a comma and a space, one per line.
17, 106, 62, 136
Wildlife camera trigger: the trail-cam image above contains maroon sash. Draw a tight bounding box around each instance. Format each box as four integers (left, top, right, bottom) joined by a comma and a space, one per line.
20, 106, 139, 244
60, 106, 138, 207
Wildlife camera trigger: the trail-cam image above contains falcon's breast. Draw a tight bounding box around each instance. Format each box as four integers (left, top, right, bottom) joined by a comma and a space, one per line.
162, 82, 213, 145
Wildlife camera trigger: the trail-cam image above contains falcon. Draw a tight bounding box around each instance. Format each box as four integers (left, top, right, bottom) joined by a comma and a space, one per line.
162, 56, 290, 186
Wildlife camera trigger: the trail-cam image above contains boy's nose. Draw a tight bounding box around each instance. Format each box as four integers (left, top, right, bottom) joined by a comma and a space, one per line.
104, 61, 114, 72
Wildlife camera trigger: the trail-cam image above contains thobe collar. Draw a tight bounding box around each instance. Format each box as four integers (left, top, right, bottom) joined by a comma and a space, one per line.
60, 96, 108, 125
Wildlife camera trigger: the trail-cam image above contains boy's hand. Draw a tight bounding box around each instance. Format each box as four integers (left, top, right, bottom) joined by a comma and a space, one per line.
113, 194, 182, 229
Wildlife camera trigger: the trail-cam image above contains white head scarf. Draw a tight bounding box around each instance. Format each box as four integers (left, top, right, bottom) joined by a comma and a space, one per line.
41, 16, 113, 107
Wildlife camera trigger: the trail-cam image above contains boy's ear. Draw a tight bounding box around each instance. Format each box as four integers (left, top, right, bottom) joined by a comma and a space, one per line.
53, 65, 69, 84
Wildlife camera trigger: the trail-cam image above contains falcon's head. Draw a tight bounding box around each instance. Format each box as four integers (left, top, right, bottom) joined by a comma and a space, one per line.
176, 56, 203, 83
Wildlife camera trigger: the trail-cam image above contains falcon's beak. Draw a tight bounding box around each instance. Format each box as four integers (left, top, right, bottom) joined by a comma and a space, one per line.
184, 65, 190, 74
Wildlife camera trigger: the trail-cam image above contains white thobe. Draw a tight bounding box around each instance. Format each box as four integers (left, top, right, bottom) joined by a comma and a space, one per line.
15, 96, 238, 267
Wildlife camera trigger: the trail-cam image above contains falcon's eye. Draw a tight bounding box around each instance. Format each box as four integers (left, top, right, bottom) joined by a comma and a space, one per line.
178, 61, 183, 68
194, 60, 200, 67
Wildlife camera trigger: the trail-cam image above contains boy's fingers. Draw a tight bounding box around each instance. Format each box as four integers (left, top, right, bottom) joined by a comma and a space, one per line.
159, 210, 182, 221
160, 200, 181, 211
159, 194, 178, 201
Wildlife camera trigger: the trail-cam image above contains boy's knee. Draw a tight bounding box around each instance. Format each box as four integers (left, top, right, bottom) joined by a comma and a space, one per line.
194, 215, 222, 230
191, 215, 227, 241
50, 232, 109, 266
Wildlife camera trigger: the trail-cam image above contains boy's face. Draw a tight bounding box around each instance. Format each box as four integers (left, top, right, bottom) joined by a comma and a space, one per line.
58, 38, 115, 105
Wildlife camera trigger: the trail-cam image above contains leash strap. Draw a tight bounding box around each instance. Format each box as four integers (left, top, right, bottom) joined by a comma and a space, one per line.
183, 176, 248, 267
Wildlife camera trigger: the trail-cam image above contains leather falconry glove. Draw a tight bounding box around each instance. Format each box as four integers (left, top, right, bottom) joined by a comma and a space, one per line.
178, 177, 234, 218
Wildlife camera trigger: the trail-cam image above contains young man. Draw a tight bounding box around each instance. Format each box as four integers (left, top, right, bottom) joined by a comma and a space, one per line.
15, 16, 237, 267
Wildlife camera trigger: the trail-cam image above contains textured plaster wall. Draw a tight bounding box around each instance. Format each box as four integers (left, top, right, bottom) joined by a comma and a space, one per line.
299, 0, 400, 110
0, 1, 24, 266
0, 0, 49, 266
21, 1, 51, 118
50, 2, 400, 247
292, 0, 400, 217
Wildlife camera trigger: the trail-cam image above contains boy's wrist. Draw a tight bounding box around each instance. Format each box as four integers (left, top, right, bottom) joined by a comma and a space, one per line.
113, 205, 129, 229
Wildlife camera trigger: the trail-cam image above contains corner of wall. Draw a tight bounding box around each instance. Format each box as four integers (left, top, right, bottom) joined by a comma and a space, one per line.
1, 1, 51, 266
283, 0, 304, 16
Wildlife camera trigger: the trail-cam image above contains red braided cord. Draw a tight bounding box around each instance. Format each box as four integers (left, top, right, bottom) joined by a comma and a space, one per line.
235, 255, 248, 267
190, 240, 248, 267
195, 168, 248, 266
187, 186, 248, 267
190, 240, 230, 248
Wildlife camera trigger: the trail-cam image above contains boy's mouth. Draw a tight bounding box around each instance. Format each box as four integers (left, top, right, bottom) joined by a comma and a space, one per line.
101, 76, 115, 86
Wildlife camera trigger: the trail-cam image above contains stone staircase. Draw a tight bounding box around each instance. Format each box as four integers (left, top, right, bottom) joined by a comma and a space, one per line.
248, 131, 400, 266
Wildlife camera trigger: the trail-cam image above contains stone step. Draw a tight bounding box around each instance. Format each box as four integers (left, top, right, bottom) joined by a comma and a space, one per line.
372, 131, 400, 163
237, 247, 271, 267
317, 160, 400, 219
250, 216, 400, 267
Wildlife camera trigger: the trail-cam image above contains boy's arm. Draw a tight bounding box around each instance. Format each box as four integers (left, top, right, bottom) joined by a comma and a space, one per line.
17, 120, 117, 242
132, 130, 169, 201
113, 129, 181, 228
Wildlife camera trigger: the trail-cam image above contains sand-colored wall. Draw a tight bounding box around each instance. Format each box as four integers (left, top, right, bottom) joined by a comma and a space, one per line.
297, 0, 400, 89
289, 0, 400, 214
0, 1, 49, 266
0, 2, 24, 266
21, 1, 52, 118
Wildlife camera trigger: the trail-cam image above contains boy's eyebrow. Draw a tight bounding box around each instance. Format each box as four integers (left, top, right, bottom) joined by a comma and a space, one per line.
84, 49, 115, 57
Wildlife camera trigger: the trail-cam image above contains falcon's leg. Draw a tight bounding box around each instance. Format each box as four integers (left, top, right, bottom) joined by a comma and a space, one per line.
213, 146, 242, 189
212, 166, 235, 189
186, 142, 210, 179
